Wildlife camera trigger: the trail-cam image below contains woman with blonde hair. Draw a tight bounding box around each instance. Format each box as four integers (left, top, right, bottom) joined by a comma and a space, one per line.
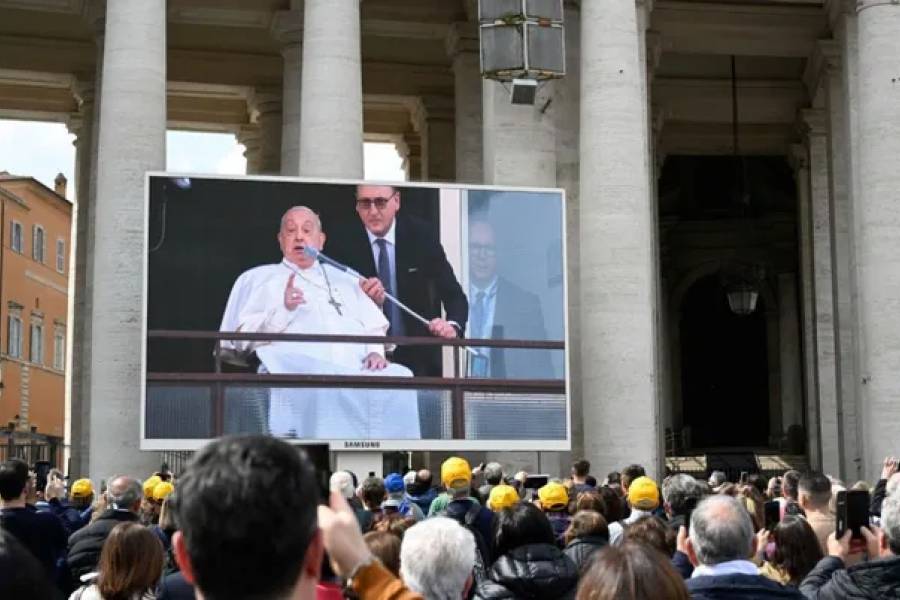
69, 522, 164, 600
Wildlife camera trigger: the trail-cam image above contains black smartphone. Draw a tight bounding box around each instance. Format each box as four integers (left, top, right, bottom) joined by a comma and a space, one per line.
764, 500, 781, 531
836, 490, 870, 540
523, 475, 549, 489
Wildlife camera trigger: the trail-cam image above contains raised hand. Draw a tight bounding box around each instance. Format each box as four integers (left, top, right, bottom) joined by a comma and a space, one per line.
284, 274, 305, 311
359, 277, 385, 306
428, 317, 458, 339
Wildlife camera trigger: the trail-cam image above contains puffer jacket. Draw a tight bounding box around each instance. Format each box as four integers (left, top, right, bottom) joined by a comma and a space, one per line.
799, 555, 900, 599
67, 509, 139, 580
475, 543, 578, 600
563, 535, 607, 573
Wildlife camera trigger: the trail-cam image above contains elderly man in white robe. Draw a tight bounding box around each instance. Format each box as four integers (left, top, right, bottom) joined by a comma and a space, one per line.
219, 206, 420, 439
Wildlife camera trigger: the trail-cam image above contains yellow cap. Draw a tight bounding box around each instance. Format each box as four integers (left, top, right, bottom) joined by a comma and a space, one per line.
488, 485, 520, 511
70, 478, 94, 499
441, 457, 472, 490
143, 475, 162, 499
627, 476, 660, 511
152, 481, 175, 502
538, 482, 569, 510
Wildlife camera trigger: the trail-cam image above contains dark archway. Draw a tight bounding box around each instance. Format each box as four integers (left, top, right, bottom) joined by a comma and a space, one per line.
680, 274, 769, 448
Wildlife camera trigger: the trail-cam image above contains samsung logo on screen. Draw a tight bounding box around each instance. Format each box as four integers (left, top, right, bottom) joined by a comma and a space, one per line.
343, 441, 381, 449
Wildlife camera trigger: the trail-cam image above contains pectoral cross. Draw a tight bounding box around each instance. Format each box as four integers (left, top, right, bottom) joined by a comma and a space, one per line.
328, 295, 343, 316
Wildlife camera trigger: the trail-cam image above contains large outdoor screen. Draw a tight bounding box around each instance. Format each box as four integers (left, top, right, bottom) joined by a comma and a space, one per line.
141, 174, 569, 451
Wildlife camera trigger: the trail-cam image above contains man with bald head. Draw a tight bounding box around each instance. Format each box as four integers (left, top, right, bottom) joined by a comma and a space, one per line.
220, 206, 419, 439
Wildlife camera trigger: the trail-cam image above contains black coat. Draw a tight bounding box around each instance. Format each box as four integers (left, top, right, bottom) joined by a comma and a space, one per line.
66, 509, 139, 580
480, 278, 553, 379
563, 535, 607, 573
329, 214, 468, 376
799, 555, 900, 599
686, 573, 804, 600
475, 543, 578, 600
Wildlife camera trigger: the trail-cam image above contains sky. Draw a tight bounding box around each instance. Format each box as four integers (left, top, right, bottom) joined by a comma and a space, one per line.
0, 119, 407, 201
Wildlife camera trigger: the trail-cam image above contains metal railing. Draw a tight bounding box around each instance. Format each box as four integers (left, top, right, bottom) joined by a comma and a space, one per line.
147, 330, 566, 439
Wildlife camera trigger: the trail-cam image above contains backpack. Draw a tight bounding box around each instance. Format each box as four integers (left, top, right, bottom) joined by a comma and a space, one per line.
439, 501, 492, 586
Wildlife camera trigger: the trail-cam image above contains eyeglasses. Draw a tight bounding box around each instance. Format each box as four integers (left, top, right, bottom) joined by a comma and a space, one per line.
356, 192, 397, 211
469, 244, 497, 257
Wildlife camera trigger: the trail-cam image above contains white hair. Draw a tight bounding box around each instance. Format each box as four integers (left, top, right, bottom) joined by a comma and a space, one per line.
690, 495, 754, 565
882, 494, 900, 554
886, 473, 900, 498
400, 517, 475, 600
279, 205, 321, 231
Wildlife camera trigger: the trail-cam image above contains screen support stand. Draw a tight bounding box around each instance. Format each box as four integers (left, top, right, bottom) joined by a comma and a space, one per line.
335, 451, 383, 480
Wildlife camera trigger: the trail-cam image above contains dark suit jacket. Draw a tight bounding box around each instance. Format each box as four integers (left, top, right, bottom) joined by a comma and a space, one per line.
329, 214, 468, 375
484, 277, 553, 379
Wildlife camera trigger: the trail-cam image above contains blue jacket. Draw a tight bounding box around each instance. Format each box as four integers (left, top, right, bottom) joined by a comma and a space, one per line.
406, 487, 439, 515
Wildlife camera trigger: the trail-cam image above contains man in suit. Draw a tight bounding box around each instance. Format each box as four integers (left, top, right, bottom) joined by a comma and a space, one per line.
329, 184, 468, 376
468, 219, 552, 379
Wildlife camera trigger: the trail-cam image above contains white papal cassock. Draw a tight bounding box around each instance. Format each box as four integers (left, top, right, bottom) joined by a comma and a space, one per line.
220, 259, 420, 439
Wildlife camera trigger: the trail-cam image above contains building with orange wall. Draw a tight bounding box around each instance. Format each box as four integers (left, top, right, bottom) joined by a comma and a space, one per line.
0, 171, 71, 467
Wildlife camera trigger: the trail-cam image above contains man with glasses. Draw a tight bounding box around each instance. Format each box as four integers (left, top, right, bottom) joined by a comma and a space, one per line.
330, 185, 468, 376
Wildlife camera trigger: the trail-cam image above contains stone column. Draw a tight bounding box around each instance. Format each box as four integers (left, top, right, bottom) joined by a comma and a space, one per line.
273, 9, 303, 176
778, 273, 804, 433
299, 0, 363, 178
403, 132, 423, 181
854, 0, 900, 480
482, 79, 556, 186
801, 109, 842, 477
88, 0, 166, 480
251, 89, 283, 175
556, 1, 582, 464
580, 0, 658, 477
789, 144, 820, 468
415, 96, 456, 182
237, 125, 261, 175
446, 23, 483, 183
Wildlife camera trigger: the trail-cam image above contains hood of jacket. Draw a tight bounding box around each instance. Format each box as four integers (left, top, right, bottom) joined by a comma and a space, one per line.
480, 543, 578, 599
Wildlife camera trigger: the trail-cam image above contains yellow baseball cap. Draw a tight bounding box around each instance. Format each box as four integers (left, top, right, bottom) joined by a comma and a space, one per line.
441, 457, 472, 490
627, 476, 660, 511
70, 478, 94, 499
143, 475, 162, 499
152, 481, 175, 502
488, 485, 520, 511
538, 482, 569, 510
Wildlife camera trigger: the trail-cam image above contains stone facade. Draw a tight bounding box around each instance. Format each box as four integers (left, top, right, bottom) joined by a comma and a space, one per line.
0, 0, 894, 481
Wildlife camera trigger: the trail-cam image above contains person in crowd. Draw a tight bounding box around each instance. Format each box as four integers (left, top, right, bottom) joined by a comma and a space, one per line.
69, 478, 96, 527
150, 495, 178, 569
476, 503, 578, 599
537, 481, 572, 545
0, 458, 68, 580
663, 473, 705, 531
609, 476, 660, 544
68, 522, 164, 600
40, 477, 84, 536
605, 472, 623, 496
364, 531, 402, 577
172, 434, 424, 600
754, 515, 823, 587
431, 457, 495, 570
781, 470, 801, 512
400, 517, 476, 599
477, 462, 504, 505
219, 206, 419, 438
382, 473, 424, 522
624, 514, 676, 557
487, 484, 520, 513
767, 477, 782, 501
329, 184, 468, 376
330, 470, 365, 514
799, 492, 900, 598
574, 489, 607, 517
571, 459, 594, 495
563, 509, 609, 573
405, 469, 438, 515
708, 471, 728, 494
358, 476, 387, 532
576, 541, 690, 600
372, 514, 416, 539
621, 464, 646, 499
0, 528, 61, 600
598, 486, 625, 525
869, 455, 900, 518
736, 489, 764, 532
67, 476, 143, 582
797, 472, 834, 553
140, 475, 162, 526
680, 494, 803, 599
746, 474, 768, 498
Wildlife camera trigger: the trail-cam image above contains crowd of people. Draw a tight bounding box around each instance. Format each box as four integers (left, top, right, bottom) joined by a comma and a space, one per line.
3, 440, 900, 599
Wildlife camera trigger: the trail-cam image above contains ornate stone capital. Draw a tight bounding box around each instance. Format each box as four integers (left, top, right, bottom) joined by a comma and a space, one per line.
446, 21, 479, 62
271, 9, 304, 48
248, 88, 282, 122
416, 95, 455, 126
803, 39, 841, 100
798, 108, 828, 138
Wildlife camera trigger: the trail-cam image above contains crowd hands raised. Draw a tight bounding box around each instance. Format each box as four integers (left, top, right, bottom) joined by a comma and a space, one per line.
3, 444, 900, 600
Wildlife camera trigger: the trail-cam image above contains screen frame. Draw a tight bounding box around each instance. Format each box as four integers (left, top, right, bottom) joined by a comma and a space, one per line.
140, 171, 570, 452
